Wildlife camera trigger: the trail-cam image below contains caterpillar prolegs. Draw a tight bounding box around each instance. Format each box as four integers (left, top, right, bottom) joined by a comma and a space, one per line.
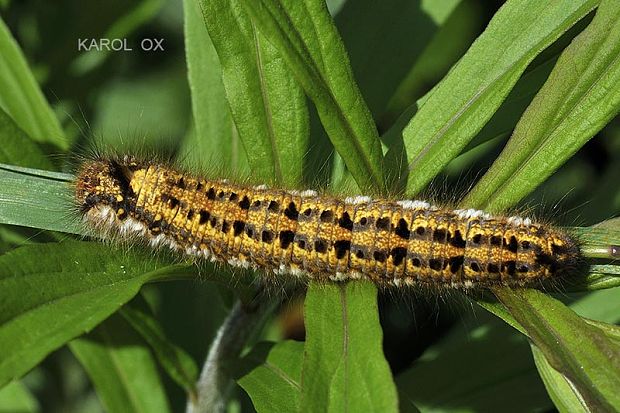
74, 155, 582, 289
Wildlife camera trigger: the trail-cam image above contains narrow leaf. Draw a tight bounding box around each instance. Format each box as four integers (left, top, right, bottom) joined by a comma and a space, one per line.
0, 164, 79, 234
458, 4, 620, 409
383, 49, 558, 175
182, 0, 247, 170
119, 295, 199, 397
335, 0, 461, 117
493, 288, 620, 411
0, 17, 67, 149
70, 313, 171, 413
478, 281, 620, 344
477, 286, 620, 411
531, 344, 589, 412
242, 0, 385, 191
301, 282, 398, 412
198, 0, 308, 186
464, 0, 620, 211
398, 0, 597, 196
0, 381, 39, 413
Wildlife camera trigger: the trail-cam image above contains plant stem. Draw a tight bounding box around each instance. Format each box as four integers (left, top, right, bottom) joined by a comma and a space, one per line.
186, 296, 275, 413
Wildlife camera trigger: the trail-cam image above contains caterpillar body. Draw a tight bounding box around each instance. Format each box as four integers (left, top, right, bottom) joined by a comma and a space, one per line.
74, 155, 581, 289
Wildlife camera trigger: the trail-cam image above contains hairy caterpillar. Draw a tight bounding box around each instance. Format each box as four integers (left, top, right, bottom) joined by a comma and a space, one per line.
74, 154, 582, 289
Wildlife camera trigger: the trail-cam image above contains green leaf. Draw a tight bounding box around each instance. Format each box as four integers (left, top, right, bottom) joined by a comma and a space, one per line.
198, 0, 308, 186
398, 0, 597, 196
478, 288, 620, 412
0, 108, 53, 170
385, 0, 482, 119
478, 287, 620, 411
335, 0, 461, 117
455, 4, 620, 406
464, 0, 620, 211
69, 313, 172, 413
181, 0, 247, 171
461, 56, 557, 153
119, 295, 198, 398
0, 17, 66, 150
493, 288, 620, 411
585, 320, 620, 345
567, 224, 620, 291
459, 3, 620, 408
572, 265, 620, 291
300, 282, 398, 412
0, 240, 192, 387
0, 164, 79, 234
531, 344, 588, 413
0, 381, 39, 413
532, 287, 620, 412
242, 0, 385, 191
237, 340, 303, 413
569, 286, 620, 324
383, 49, 558, 177
479, 284, 620, 342
396, 311, 552, 412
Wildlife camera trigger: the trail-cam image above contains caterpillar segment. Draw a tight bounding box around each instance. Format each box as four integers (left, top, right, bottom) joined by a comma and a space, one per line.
75, 156, 581, 288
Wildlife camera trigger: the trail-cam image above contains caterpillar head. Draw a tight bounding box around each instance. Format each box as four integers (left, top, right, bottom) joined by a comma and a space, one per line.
536, 227, 583, 279
74, 159, 135, 221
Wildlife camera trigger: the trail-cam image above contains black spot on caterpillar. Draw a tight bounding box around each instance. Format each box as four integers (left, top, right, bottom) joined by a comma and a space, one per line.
74, 154, 583, 289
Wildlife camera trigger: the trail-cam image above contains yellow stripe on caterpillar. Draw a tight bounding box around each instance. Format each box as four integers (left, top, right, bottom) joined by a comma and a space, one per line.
74, 155, 582, 289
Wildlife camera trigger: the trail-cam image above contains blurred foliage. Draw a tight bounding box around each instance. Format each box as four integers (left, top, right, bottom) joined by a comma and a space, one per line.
0, 0, 619, 412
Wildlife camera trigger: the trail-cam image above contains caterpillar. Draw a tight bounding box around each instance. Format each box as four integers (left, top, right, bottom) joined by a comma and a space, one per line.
74, 154, 582, 289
